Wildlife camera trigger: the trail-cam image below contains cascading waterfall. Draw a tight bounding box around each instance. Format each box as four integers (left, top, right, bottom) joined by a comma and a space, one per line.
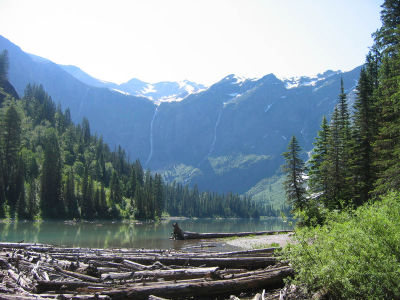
145, 106, 159, 167
205, 107, 223, 159
184, 106, 224, 183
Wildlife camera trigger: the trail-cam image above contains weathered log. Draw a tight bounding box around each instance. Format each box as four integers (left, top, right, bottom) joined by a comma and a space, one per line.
172, 223, 293, 240
148, 295, 170, 300
0, 294, 50, 300
101, 271, 134, 281
0, 242, 50, 249
104, 267, 293, 299
7, 269, 32, 291
53, 265, 101, 283
88, 260, 130, 270
122, 255, 277, 269
122, 259, 147, 271
133, 266, 219, 280
163, 247, 278, 258
36, 280, 109, 293
96, 267, 121, 273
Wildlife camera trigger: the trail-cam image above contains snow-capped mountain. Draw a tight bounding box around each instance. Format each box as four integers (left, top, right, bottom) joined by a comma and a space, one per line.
281, 70, 342, 89
59, 64, 206, 103
119, 79, 206, 103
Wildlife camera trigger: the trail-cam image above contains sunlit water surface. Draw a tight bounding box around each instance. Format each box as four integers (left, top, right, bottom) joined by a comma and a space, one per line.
0, 218, 292, 250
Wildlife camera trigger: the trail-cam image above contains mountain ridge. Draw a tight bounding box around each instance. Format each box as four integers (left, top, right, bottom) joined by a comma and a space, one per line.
0, 34, 362, 206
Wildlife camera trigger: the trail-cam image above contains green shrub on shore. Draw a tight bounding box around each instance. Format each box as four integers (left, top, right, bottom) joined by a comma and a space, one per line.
284, 192, 400, 299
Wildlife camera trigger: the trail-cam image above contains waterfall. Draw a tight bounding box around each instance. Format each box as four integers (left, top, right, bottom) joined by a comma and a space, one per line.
145, 106, 159, 167
184, 106, 224, 184
206, 107, 223, 158
196, 106, 224, 168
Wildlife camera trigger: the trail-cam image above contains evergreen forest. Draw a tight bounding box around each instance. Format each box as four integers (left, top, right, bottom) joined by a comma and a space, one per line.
0, 52, 276, 221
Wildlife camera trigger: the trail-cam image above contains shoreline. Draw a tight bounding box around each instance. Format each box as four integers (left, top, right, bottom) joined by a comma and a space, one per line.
223, 233, 293, 249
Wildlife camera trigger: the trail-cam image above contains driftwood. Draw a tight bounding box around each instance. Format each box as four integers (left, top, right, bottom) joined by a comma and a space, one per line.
103, 267, 293, 299
134, 266, 219, 280
172, 222, 293, 240
0, 240, 292, 299
121, 255, 277, 269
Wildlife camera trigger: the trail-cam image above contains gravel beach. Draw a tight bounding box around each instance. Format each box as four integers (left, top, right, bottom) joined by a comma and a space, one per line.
225, 233, 293, 249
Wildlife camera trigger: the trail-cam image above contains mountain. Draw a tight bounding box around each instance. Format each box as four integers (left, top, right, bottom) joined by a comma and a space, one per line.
60, 64, 206, 103
0, 35, 362, 206
0, 35, 156, 161
147, 68, 360, 198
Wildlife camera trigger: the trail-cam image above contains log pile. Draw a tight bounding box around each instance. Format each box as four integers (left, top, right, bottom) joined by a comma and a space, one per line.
0, 242, 292, 299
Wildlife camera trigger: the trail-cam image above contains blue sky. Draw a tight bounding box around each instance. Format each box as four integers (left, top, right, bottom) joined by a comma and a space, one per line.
0, 0, 383, 85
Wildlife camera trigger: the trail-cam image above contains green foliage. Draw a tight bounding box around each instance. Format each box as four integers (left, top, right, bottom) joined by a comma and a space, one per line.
0, 50, 8, 81
284, 192, 400, 299
245, 174, 289, 211
208, 153, 270, 176
282, 135, 306, 210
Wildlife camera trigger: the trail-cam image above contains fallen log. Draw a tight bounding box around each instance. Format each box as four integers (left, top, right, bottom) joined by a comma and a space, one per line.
36, 280, 109, 293
101, 271, 134, 281
122, 255, 277, 269
0, 242, 51, 249
148, 295, 170, 300
103, 267, 293, 299
133, 266, 219, 280
122, 259, 147, 271
164, 247, 278, 258
7, 269, 32, 291
171, 223, 293, 240
53, 265, 101, 283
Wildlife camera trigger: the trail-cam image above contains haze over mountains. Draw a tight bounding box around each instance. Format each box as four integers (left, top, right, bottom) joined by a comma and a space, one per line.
0, 35, 362, 206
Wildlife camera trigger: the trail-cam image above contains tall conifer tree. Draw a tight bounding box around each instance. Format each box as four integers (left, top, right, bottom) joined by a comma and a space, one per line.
282, 136, 306, 210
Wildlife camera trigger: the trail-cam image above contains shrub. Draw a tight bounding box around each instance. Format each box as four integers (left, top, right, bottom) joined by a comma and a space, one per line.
284, 192, 400, 299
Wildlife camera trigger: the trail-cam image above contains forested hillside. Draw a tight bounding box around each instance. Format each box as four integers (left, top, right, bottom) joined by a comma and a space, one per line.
0, 51, 275, 220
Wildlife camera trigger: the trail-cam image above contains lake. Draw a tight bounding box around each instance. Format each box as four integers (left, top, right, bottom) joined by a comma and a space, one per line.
0, 218, 292, 250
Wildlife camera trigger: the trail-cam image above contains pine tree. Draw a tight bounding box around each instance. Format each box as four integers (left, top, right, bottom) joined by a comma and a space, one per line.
325, 107, 342, 208
64, 169, 79, 218
372, 0, 400, 195
0, 50, 9, 81
308, 116, 330, 203
40, 128, 64, 218
0, 104, 22, 215
153, 173, 163, 219
282, 136, 306, 210
109, 170, 122, 205
350, 67, 375, 205
337, 79, 352, 203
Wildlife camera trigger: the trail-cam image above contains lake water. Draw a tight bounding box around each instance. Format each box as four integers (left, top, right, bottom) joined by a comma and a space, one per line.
0, 218, 292, 250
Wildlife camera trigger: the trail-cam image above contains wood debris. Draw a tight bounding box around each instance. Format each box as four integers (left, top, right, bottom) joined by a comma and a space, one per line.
0, 242, 292, 299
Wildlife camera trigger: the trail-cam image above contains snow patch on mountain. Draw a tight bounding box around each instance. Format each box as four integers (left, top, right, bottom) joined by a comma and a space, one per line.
281, 70, 342, 89
112, 88, 130, 96
142, 84, 155, 94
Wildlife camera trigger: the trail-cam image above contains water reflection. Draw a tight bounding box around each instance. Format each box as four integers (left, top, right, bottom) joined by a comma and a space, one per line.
0, 218, 292, 249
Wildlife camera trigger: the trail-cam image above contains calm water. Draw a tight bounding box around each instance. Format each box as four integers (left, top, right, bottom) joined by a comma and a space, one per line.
0, 218, 292, 249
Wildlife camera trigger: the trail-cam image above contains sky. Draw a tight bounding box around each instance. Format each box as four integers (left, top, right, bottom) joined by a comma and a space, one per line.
0, 0, 383, 86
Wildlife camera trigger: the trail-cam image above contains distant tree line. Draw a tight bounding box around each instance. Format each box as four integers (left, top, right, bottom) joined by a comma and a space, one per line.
0, 54, 278, 220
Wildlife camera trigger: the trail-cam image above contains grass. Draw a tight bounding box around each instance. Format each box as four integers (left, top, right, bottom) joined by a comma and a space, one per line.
252, 242, 280, 249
